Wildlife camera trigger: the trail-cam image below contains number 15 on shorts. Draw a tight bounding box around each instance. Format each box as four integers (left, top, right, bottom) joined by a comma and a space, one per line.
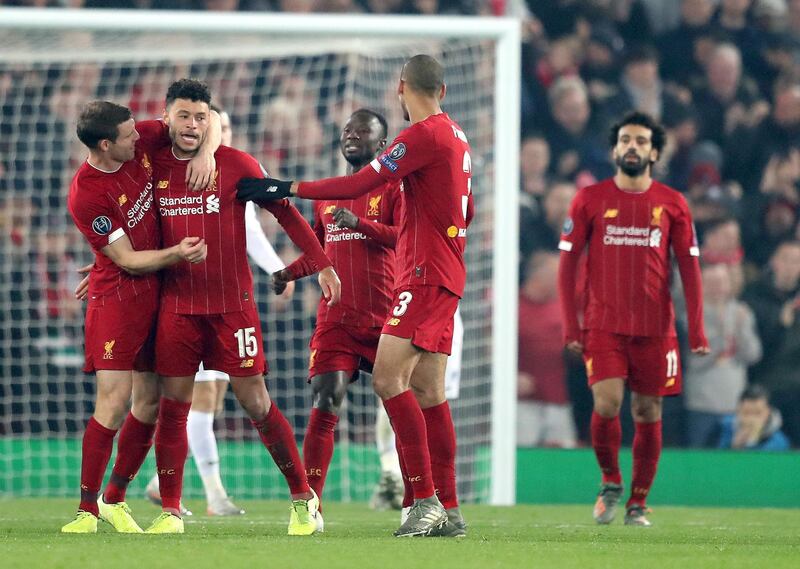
234, 327, 259, 358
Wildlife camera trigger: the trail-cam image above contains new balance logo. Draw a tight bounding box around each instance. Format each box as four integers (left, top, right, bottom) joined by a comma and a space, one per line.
205, 194, 220, 213
266, 185, 279, 193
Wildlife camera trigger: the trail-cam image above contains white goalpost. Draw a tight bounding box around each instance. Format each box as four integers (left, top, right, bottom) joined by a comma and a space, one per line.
0, 8, 520, 506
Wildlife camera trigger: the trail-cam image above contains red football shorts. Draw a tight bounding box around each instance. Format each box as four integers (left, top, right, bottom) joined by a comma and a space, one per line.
155, 306, 267, 378
308, 324, 381, 381
83, 292, 158, 373
583, 330, 682, 396
381, 285, 459, 354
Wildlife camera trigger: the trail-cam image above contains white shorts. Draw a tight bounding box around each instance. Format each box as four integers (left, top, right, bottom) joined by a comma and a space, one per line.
194, 361, 230, 383
444, 306, 463, 400
516, 400, 577, 448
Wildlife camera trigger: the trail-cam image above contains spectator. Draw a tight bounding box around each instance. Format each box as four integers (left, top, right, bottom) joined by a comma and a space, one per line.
657, 0, 716, 85
711, 0, 767, 79
692, 43, 768, 149
520, 133, 552, 201
517, 251, 577, 448
520, 181, 575, 258
580, 24, 624, 107
727, 81, 800, 189
663, 104, 702, 191
743, 240, 800, 445
684, 263, 762, 447
546, 76, 612, 180
700, 217, 745, 292
718, 384, 791, 449
604, 44, 685, 124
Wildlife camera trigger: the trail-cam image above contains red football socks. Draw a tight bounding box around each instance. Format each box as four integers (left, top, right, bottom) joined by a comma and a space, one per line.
628, 420, 662, 508
104, 413, 156, 504
302, 407, 339, 501
252, 404, 310, 496
422, 401, 458, 509
78, 417, 117, 516
591, 412, 623, 485
383, 390, 435, 500
155, 398, 192, 512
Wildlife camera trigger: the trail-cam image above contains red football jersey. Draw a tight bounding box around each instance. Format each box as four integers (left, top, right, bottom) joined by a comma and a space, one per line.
369, 113, 472, 298
67, 120, 168, 305
558, 178, 700, 337
288, 181, 402, 328
154, 145, 329, 314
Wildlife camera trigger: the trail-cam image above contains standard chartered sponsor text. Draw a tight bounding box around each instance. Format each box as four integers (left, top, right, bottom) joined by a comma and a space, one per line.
604, 224, 651, 247
159, 195, 204, 217
126, 185, 154, 228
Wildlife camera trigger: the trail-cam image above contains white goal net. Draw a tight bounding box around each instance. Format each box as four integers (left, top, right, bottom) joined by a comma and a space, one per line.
0, 9, 519, 505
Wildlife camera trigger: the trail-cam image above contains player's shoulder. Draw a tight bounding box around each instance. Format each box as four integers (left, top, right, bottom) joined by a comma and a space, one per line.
70, 162, 107, 196
574, 178, 614, 202
651, 180, 690, 205
216, 145, 261, 169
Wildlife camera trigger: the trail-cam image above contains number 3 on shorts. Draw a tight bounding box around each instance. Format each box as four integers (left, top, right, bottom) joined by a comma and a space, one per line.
392, 291, 413, 317
234, 327, 258, 358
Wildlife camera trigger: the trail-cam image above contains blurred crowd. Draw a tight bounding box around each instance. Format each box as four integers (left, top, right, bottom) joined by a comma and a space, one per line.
1, 0, 799, 450
515, 0, 800, 451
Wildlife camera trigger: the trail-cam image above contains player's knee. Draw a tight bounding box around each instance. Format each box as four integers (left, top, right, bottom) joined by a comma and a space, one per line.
131, 398, 159, 424
311, 375, 347, 415
373, 373, 405, 400
631, 398, 661, 422
410, 383, 443, 409
95, 396, 130, 429
593, 396, 622, 418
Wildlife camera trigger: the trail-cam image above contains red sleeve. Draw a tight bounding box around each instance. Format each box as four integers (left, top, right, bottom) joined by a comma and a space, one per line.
672, 196, 707, 349
557, 191, 590, 344
368, 124, 436, 182
264, 199, 331, 275
135, 119, 170, 154
69, 180, 127, 252
284, 203, 325, 280
558, 250, 582, 344
297, 165, 385, 200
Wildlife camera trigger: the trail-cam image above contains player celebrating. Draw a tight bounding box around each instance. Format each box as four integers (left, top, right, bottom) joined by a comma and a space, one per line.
147, 79, 339, 535
238, 55, 472, 538
557, 111, 709, 527
62, 101, 215, 533
269, 109, 401, 527
143, 104, 294, 517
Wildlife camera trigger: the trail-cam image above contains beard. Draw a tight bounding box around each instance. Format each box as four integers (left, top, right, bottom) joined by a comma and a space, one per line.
615, 152, 649, 177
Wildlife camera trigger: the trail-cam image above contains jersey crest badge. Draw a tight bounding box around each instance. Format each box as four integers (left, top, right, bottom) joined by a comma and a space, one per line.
141, 154, 152, 177
324, 205, 336, 215
651, 206, 663, 226
367, 195, 382, 216
118, 194, 128, 206
207, 169, 219, 192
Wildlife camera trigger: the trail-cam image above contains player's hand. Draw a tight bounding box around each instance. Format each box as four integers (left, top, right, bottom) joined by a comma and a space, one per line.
333, 208, 359, 229
237, 177, 295, 205
178, 236, 207, 264
74, 263, 93, 300
186, 151, 216, 191
318, 266, 341, 306
566, 340, 584, 356
691, 345, 711, 356
271, 269, 291, 295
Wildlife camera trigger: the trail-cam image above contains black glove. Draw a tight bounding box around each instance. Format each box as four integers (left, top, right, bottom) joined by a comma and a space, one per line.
237, 177, 294, 205
271, 269, 290, 295
333, 207, 359, 229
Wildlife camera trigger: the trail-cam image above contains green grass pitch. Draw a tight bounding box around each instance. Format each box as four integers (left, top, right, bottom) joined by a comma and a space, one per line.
2, 499, 798, 569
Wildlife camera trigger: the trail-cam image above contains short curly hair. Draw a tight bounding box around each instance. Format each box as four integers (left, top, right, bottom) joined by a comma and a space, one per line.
608, 111, 666, 156
166, 78, 211, 108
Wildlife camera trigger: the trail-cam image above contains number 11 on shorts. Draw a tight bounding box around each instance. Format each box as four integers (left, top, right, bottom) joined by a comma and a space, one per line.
234, 327, 258, 358
665, 349, 678, 378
